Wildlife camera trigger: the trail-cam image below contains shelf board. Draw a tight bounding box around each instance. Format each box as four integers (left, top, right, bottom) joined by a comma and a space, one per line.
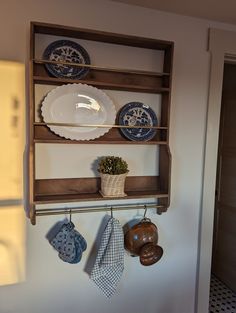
33, 59, 170, 77
33, 176, 168, 205
33, 191, 169, 204
33, 75, 170, 93
33, 125, 168, 144
34, 122, 168, 130
32, 21, 174, 51
34, 139, 168, 145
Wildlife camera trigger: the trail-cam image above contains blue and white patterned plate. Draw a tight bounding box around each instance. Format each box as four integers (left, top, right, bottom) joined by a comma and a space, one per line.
43, 40, 90, 79
118, 102, 158, 141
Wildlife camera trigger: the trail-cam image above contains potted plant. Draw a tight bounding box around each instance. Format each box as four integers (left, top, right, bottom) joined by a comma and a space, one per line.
98, 156, 129, 197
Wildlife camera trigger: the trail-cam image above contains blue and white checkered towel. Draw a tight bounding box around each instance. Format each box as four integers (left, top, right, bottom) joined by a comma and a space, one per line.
90, 217, 124, 298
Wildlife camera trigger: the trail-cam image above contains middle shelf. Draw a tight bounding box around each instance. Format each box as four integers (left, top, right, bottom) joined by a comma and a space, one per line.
34, 123, 168, 144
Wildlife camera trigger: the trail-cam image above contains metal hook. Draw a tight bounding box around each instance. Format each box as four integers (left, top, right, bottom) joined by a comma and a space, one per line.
69, 209, 72, 223
110, 207, 113, 218
143, 205, 147, 218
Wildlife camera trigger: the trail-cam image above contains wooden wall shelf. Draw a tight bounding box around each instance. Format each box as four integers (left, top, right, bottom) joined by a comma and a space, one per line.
28, 21, 174, 225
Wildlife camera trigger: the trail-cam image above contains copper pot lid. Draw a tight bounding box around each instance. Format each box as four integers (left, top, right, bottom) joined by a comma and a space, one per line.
139, 243, 163, 266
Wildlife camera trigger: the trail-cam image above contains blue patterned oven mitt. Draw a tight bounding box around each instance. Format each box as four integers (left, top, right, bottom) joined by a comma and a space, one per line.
90, 217, 124, 297
48, 221, 87, 264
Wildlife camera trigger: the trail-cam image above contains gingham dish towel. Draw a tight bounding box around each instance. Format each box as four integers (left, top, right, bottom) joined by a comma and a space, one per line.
90, 217, 124, 298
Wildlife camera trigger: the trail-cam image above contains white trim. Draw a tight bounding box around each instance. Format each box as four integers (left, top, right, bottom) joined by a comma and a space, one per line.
197, 28, 236, 313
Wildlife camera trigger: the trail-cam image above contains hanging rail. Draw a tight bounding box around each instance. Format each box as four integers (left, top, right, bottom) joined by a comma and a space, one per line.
35, 203, 165, 217
34, 122, 167, 130
33, 58, 170, 77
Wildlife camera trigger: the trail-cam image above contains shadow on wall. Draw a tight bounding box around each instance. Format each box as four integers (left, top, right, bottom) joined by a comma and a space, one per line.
0, 207, 25, 286
0, 61, 25, 286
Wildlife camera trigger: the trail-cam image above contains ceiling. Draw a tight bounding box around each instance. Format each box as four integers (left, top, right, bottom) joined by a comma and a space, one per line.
111, 0, 236, 25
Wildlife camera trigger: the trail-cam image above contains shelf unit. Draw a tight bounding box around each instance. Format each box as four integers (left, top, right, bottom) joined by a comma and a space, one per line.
28, 21, 174, 225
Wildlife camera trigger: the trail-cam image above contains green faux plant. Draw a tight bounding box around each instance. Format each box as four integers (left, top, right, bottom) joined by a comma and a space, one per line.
98, 156, 129, 175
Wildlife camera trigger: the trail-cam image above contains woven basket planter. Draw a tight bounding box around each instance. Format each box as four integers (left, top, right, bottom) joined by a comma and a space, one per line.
99, 172, 128, 197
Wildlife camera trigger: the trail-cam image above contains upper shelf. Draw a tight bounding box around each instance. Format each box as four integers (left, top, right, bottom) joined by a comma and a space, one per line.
32, 61, 170, 93
32, 21, 174, 51
33, 59, 170, 77
31, 22, 173, 93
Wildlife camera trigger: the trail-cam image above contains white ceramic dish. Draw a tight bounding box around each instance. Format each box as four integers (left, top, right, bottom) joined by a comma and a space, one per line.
41, 83, 116, 140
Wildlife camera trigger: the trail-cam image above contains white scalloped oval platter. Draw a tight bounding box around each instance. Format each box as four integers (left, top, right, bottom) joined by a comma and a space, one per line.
41, 83, 116, 140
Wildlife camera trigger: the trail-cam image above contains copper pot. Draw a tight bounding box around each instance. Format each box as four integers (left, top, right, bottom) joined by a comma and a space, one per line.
124, 218, 163, 266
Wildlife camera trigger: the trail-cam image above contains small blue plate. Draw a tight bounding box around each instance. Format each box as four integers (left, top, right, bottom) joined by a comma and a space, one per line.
43, 40, 90, 79
118, 102, 158, 141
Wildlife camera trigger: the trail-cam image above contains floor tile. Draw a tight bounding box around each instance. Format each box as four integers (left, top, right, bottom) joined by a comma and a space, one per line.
209, 275, 236, 313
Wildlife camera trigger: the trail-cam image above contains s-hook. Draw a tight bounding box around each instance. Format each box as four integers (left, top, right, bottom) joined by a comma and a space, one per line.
143, 205, 147, 218
69, 209, 72, 223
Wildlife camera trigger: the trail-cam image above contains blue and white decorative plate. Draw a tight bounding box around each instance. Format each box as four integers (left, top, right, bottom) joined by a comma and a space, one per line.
43, 40, 90, 79
118, 102, 158, 141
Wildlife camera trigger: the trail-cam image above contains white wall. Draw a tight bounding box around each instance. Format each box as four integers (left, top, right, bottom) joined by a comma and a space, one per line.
1, 1, 236, 313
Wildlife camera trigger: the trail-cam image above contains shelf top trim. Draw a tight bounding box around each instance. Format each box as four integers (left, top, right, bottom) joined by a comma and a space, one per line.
31, 21, 174, 50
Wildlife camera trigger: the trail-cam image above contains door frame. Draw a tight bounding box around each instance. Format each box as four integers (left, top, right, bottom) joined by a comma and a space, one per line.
197, 28, 236, 313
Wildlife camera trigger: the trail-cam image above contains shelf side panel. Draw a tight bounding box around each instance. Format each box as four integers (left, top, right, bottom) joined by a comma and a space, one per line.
159, 145, 171, 210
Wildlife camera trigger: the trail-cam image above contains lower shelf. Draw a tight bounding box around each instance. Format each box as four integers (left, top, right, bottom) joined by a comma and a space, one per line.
34, 176, 168, 204
34, 191, 169, 204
